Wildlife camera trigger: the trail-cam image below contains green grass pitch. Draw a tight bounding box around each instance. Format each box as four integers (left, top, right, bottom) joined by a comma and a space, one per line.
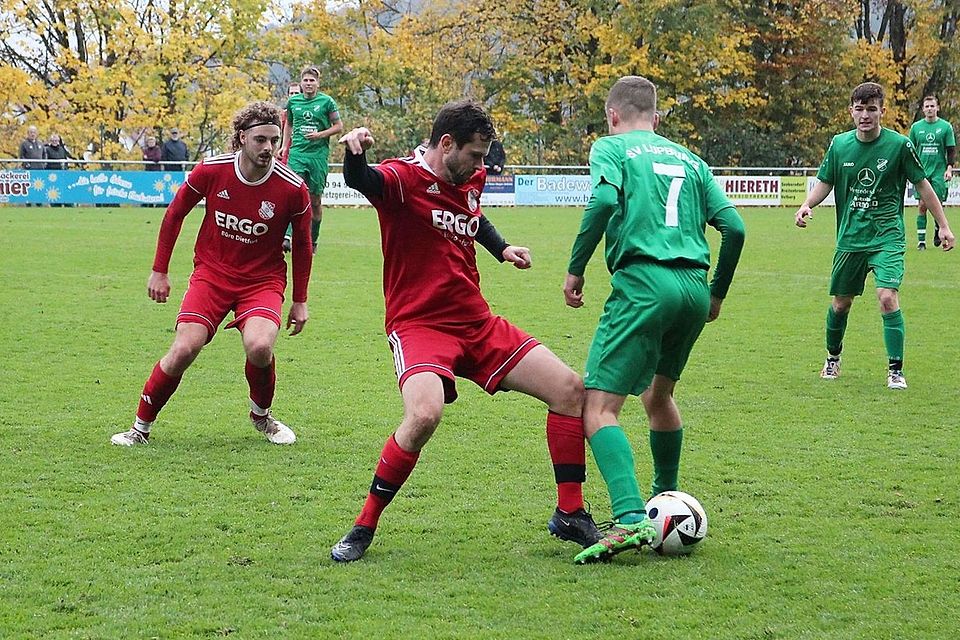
1, 205, 958, 638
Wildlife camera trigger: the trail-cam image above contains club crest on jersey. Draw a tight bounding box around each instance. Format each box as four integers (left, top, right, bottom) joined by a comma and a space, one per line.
258, 201, 276, 220
876, 158, 888, 172
466, 188, 479, 212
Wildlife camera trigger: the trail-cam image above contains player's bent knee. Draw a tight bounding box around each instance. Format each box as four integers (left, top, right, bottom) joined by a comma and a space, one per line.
551, 373, 585, 416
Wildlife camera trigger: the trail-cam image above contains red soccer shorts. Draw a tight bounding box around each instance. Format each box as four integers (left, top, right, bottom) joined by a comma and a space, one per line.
176, 270, 285, 342
387, 315, 541, 403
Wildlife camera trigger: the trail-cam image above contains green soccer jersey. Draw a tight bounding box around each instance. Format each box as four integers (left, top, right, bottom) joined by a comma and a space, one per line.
571, 130, 736, 275
909, 117, 955, 181
286, 92, 339, 158
816, 128, 926, 252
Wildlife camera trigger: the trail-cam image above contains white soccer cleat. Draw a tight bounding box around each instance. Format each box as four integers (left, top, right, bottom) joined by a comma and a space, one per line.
251, 410, 296, 444
887, 370, 907, 390
111, 428, 149, 446
820, 357, 841, 380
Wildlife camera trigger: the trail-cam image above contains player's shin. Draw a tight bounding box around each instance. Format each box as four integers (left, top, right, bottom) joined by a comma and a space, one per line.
588, 425, 647, 522
546, 411, 587, 512
356, 434, 420, 530
826, 306, 848, 356
882, 309, 904, 363
649, 428, 683, 497
136, 361, 183, 427
246, 357, 276, 414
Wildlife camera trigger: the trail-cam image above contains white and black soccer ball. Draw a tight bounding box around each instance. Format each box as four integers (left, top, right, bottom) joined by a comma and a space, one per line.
645, 491, 708, 556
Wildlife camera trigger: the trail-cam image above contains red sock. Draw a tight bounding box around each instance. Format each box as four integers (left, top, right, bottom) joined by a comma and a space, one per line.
245, 358, 276, 410
136, 361, 183, 423
355, 434, 420, 530
547, 411, 586, 513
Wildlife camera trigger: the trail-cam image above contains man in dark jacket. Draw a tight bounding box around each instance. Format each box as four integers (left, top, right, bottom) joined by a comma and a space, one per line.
161, 128, 188, 171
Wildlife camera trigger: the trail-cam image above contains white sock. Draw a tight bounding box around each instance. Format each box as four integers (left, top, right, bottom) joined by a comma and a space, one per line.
250, 400, 269, 416
134, 418, 153, 433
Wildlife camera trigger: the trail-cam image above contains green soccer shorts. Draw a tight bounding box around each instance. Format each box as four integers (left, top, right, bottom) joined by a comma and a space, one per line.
584, 262, 710, 397
829, 248, 905, 296
928, 178, 948, 204
288, 153, 329, 197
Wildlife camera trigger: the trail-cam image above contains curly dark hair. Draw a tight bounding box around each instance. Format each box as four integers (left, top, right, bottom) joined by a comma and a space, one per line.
230, 101, 282, 151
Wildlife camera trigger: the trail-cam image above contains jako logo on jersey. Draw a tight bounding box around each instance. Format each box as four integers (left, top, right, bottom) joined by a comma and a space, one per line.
857, 168, 877, 186
218, 189, 230, 200
258, 200, 275, 220
876, 158, 888, 172
432, 209, 480, 237
215, 211, 269, 236
467, 188, 479, 212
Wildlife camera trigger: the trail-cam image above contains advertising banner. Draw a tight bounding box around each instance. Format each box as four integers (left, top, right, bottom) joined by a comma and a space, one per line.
514, 174, 592, 206
481, 174, 516, 206
0, 169, 184, 205
715, 176, 781, 206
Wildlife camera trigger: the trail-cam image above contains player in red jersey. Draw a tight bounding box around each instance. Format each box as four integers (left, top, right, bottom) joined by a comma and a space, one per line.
111, 101, 313, 447
329, 100, 601, 562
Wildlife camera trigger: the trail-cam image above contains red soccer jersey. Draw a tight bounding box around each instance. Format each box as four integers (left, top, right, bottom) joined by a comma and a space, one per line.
370, 147, 492, 329
153, 152, 313, 301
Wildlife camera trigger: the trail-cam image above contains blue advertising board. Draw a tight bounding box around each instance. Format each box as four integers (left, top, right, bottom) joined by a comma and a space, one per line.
514, 174, 592, 206
0, 169, 185, 205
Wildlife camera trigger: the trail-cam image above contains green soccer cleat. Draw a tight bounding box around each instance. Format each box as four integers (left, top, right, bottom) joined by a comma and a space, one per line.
574, 518, 656, 564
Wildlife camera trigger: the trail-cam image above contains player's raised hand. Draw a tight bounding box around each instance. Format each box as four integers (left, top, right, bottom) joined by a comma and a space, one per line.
795, 205, 813, 228
563, 273, 585, 308
503, 245, 531, 269
287, 302, 309, 336
339, 127, 375, 155
938, 226, 955, 251
147, 271, 171, 303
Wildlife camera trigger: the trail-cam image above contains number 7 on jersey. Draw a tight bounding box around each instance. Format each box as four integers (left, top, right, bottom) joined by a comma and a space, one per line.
653, 162, 686, 227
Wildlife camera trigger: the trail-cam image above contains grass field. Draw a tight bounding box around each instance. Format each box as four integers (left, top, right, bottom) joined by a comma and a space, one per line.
2, 205, 959, 639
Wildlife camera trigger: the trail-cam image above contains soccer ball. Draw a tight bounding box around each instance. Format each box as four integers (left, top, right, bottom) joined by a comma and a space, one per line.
645, 491, 708, 556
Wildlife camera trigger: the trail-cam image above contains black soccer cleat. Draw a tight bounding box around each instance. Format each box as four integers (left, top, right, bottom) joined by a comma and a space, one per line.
331, 525, 375, 562
547, 507, 603, 547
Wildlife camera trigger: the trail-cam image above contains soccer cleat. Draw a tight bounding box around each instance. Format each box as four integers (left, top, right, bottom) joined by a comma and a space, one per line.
820, 357, 841, 380
574, 518, 656, 564
251, 410, 296, 444
281, 236, 292, 253
887, 369, 907, 390
331, 525, 375, 562
111, 427, 149, 446
548, 507, 604, 547
917, 241, 926, 250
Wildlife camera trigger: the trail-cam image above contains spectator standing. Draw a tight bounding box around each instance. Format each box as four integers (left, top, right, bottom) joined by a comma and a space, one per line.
143, 135, 162, 171
19, 126, 45, 169
161, 128, 189, 171
44, 134, 75, 170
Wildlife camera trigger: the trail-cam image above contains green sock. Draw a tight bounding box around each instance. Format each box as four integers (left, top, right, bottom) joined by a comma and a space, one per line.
826, 306, 848, 356
588, 425, 646, 521
650, 428, 683, 497
311, 220, 321, 245
917, 215, 926, 243
882, 309, 904, 362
